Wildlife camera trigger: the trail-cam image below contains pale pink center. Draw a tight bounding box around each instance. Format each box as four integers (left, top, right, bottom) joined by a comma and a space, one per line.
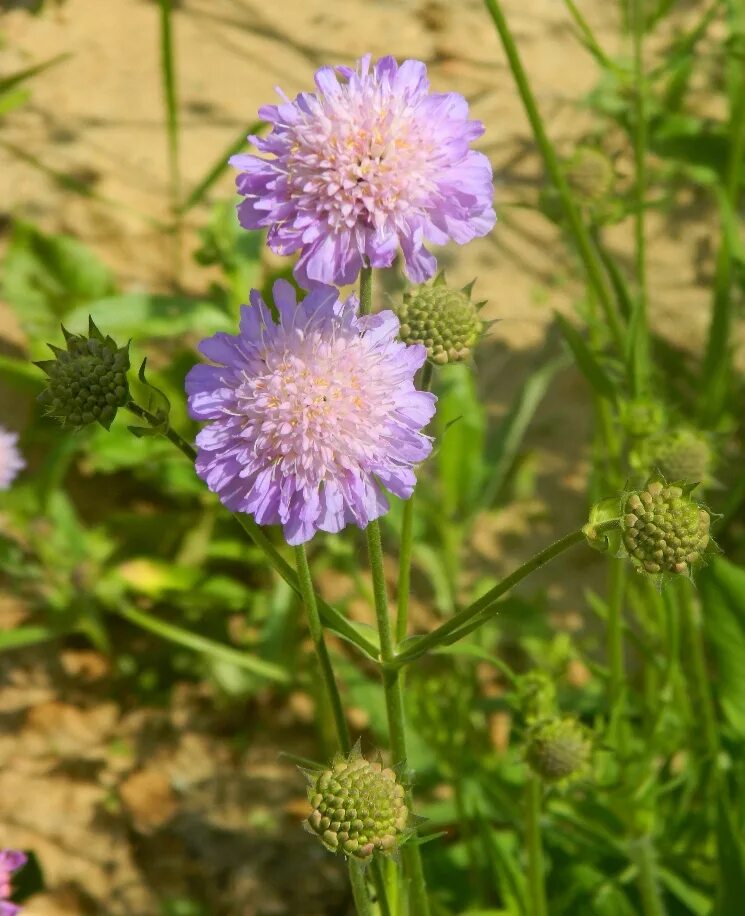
236, 334, 395, 488
286, 88, 437, 232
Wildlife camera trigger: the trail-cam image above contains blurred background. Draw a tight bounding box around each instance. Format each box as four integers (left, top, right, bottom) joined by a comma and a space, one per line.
1, 1, 744, 914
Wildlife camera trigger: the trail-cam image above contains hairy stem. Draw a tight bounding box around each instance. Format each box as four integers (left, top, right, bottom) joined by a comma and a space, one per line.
367, 519, 431, 915
394, 519, 621, 666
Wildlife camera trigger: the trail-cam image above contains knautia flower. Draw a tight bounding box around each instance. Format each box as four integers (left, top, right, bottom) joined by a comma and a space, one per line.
0, 427, 25, 491
186, 280, 436, 545
525, 717, 592, 784
304, 744, 409, 860
0, 848, 27, 916
230, 54, 496, 287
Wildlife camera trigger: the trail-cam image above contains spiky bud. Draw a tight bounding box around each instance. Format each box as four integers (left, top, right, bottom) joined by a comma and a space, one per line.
304, 744, 409, 861
525, 717, 592, 784
35, 318, 130, 430
565, 147, 615, 204
620, 398, 665, 439
395, 273, 484, 365
622, 480, 711, 575
647, 429, 712, 488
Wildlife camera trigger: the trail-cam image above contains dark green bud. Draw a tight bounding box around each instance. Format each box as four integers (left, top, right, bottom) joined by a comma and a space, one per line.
525, 716, 592, 784
304, 743, 409, 861
395, 273, 485, 365
621, 479, 711, 575
35, 318, 130, 431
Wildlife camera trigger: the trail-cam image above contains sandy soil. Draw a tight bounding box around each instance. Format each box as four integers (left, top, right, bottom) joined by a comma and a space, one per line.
0, 0, 735, 912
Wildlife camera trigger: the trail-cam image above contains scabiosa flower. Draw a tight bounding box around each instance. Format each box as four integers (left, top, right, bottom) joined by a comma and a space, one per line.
186, 280, 436, 545
0, 427, 25, 491
230, 54, 496, 287
0, 848, 27, 916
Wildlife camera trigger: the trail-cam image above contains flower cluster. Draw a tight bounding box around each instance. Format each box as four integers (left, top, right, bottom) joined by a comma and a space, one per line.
187, 281, 436, 545
0, 428, 25, 491
231, 55, 495, 287
0, 849, 26, 916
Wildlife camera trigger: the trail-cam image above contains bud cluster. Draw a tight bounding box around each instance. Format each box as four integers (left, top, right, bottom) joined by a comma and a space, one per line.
304, 745, 409, 861
395, 274, 484, 365
647, 429, 712, 488
622, 480, 711, 575
36, 319, 130, 430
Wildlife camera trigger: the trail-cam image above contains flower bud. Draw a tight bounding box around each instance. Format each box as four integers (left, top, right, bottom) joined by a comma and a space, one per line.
35, 318, 130, 430
621, 480, 711, 575
304, 744, 409, 860
525, 717, 592, 784
647, 429, 712, 488
620, 398, 665, 439
518, 672, 556, 724
395, 273, 484, 365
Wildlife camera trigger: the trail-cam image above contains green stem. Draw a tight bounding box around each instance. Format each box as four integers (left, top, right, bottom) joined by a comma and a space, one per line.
158, 0, 182, 279
526, 776, 548, 916
294, 545, 351, 753
629, 0, 650, 396
367, 519, 431, 916
394, 520, 621, 666
700, 1, 745, 421
116, 603, 289, 683
124, 402, 379, 660
359, 265, 373, 316
483, 0, 626, 353
632, 835, 666, 916
396, 361, 434, 643
349, 860, 376, 916
607, 559, 627, 751
677, 577, 719, 762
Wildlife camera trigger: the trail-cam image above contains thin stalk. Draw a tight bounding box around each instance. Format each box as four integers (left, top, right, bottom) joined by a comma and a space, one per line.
607, 559, 627, 751
367, 519, 431, 916
632, 835, 666, 916
396, 360, 434, 643
483, 0, 626, 353
158, 0, 182, 277
629, 0, 650, 396
677, 577, 719, 762
393, 519, 622, 666
700, 0, 745, 421
349, 860, 376, 916
125, 401, 379, 659
294, 545, 351, 752
359, 266, 373, 316
117, 603, 289, 683
525, 776, 548, 916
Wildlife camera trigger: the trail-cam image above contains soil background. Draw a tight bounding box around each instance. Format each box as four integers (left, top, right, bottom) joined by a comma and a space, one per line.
0, 1, 733, 913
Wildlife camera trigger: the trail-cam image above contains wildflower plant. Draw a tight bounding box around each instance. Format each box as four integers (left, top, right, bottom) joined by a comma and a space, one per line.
0, 850, 26, 916
16, 6, 745, 912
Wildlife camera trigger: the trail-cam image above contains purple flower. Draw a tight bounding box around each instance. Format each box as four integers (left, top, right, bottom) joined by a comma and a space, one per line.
230, 55, 496, 287
186, 280, 436, 545
0, 427, 25, 491
0, 849, 26, 915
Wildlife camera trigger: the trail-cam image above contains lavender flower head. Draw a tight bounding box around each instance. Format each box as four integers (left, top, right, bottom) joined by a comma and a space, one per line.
186, 281, 436, 545
0, 849, 26, 916
231, 55, 496, 287
0, 427, 25, 491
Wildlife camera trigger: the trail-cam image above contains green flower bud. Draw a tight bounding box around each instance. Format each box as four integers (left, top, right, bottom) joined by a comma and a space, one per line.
409, 659, 481, 762
565, 147, 615, 204
647, 429, 713, 488
395, 273, 485, 365
304, 744, 409, 861
35, 318, 130, 431
525, 716, 592, 784
518, 672, 557, 724
621, 479, 711, 575
620, 398, 666, 439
